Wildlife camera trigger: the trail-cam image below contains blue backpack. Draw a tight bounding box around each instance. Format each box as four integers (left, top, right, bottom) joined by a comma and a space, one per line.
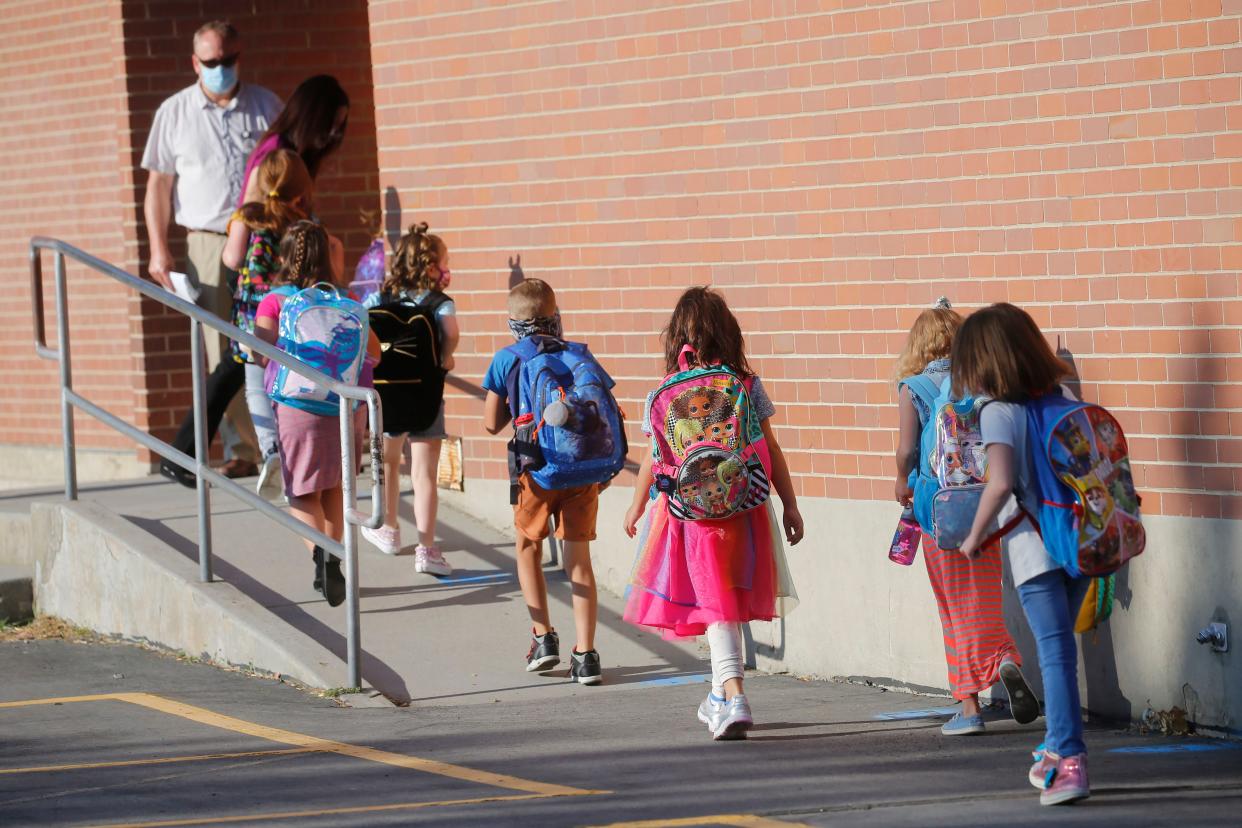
903, 376, 1025, 550
504, 335, 627, 491
269, 283, 368, 416
1027, 394, 1145, 577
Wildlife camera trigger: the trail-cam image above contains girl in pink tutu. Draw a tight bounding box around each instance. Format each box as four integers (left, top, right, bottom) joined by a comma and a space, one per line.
623, 287, 802, 740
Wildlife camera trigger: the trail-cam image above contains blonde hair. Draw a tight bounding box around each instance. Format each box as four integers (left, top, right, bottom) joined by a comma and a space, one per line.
672, 418, 704, 457
238, 150, 312, 235
508, 278, 557, 320
894, 301, 963, 381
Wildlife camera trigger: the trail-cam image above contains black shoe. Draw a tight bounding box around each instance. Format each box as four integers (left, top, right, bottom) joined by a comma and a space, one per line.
999, 659, 1040, 725
323, 554, 346, 607
570, 649, 602, 686
525, 629, 560, 672
312, 546, 325, 594
159, 459, 196, 489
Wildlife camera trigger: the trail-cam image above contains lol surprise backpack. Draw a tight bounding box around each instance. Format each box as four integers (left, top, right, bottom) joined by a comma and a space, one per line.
1027, 395, 1145, 577
269, 283, 369, 416
649, 346, 772, 521
909, 379, 1025, 550
504, 335, 627, 492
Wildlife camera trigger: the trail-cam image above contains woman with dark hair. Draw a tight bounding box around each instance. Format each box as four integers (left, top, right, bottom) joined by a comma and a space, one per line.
240, 74, 350, 204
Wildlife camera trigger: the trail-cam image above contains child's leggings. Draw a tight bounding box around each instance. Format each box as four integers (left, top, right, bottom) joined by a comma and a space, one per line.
1017, 570, 1091, 757
707, 621, 744, 697
244, 362, 278, 460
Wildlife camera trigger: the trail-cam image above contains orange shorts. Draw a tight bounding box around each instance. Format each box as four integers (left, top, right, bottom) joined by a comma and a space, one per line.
513, 475, 599, 542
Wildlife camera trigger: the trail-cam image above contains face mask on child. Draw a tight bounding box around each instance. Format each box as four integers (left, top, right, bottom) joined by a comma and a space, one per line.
509, 312, 562, 341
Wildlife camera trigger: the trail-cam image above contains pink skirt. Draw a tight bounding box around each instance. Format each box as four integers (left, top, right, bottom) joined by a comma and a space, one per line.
623, 496, 797, 638
273, 403, 365, 498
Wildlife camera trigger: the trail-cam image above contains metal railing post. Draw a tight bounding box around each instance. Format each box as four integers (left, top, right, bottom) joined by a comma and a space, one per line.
340, 395, 361, 689
190, 318, 214, 582
54, 251, 77, 501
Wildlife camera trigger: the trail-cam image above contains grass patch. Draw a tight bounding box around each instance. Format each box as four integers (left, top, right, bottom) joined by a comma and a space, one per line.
0, 616, 97, 642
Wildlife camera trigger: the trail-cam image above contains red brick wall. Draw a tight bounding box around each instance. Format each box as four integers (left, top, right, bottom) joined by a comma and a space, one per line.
0, 0, 137, 451
369, 0, 1242, 519
0, 1, 380, 463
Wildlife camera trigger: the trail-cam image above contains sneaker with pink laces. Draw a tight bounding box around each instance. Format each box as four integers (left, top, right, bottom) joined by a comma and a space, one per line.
414, 545, 452, 576
1040, 753, 1089, 806
1028, 743, 1058, 789
361, 524, 401, 556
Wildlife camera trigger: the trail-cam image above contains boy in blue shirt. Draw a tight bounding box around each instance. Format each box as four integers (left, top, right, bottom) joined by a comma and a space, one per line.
482, 279, 603, 685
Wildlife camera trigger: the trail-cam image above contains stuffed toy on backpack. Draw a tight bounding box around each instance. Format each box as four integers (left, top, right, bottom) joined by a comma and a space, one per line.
649, 346, 772, 521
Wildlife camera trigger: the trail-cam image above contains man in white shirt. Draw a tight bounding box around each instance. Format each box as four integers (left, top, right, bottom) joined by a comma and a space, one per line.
142, 20, 281, 478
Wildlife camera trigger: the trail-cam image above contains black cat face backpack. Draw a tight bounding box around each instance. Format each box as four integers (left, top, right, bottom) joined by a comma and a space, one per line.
368, 291, 451, 434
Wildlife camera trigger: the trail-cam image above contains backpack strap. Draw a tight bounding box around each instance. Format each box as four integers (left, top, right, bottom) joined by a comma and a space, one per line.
900, 374, 941, 424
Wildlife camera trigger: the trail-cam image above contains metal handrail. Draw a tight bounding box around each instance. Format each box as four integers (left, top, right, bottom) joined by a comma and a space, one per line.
29, 236, 383, 689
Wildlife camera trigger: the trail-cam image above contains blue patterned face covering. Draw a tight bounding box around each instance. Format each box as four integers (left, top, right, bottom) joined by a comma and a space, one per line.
508, 312, 562, 341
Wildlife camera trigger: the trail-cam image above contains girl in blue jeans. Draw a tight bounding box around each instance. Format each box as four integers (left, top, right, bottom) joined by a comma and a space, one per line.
953, 303, 1093, 807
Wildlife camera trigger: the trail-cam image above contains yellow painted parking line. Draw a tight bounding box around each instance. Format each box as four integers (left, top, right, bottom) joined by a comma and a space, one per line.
587, 816, 809, 828
0, 748, 320, 775
0, 692, 602, 798
86, 793, 552, 828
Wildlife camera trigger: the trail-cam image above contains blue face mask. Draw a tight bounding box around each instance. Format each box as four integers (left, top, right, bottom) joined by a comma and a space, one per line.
200, 64, 237, 95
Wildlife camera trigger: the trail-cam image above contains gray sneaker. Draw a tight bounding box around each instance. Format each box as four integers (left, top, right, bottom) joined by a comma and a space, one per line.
256, 452, 283, 502
713, 694, 753, 741
697, 692, 727, 732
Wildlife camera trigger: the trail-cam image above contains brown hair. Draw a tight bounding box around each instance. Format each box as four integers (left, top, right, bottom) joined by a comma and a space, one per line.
384, 221, 444, 295
894, 302, 962, 381
237, 150, 311, 234
275, 221, 331, 290
259, 75, 349, 179
508, 278, 557, 320
662, 286, 752, 377
951, 303, 1071, 401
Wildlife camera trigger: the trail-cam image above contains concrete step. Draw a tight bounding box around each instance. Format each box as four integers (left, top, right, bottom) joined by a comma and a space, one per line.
0, 564, 34, 624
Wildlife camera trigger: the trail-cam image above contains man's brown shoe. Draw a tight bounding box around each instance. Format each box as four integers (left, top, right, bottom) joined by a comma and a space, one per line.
214, 458, 258, 479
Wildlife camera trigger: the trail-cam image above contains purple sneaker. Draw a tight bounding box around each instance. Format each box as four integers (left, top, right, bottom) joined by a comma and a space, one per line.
1040, 753, 1090, 806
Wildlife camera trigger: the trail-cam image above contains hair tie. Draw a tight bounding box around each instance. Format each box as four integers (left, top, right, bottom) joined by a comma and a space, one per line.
268, 189, 279, 198
934, 296, 952, 309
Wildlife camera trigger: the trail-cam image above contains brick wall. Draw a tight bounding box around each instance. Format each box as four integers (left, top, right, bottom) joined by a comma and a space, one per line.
369, 0, 1242, 519
0, 1, 137, 452
0, 0, 380, 468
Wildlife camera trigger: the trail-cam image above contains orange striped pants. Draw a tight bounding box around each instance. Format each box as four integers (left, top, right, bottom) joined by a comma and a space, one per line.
921, 535, 1021, 699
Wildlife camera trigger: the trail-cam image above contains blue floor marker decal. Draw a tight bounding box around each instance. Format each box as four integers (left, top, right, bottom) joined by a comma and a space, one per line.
874, 706, 959, 721
637, 673, 711, 688
437, 572, 515, 585
1110, 742, 1242, 755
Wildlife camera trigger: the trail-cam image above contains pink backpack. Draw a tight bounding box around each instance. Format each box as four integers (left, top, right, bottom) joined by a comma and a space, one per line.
649, 346, 772, 521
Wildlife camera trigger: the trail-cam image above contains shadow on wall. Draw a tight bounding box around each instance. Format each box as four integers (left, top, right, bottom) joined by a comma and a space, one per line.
384, 186, 402, 252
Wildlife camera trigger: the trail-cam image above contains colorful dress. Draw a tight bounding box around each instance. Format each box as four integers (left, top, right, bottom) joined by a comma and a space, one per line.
624, 376, 797, 639
902, 358, 1021, 699
231, 225, 279, 363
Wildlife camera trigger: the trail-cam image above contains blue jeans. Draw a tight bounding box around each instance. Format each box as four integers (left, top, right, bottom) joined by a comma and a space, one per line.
1017, 569, 1091, 757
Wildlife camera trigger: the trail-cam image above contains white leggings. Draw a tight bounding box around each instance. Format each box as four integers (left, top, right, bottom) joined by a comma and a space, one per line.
707, 622, 744, 696
244, 362, 278, 460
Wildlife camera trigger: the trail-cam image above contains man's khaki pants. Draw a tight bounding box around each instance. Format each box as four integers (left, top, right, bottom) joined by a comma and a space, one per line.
186, 230, 259, 465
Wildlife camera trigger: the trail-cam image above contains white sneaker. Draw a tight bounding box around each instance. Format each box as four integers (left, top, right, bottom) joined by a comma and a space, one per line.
256, 453, 283, 502
697, 692, 727, 732
713, 694, 753, 741
361, 524, 401, 555
414, 545, 452, 576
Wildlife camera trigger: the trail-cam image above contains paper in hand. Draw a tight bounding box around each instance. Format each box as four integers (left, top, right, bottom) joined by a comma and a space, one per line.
169, 271, 201, 304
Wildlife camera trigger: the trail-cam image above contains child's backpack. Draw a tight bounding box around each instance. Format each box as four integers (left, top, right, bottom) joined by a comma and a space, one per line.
909, 379, 1026, 550
368, 292, 451, 433
1027, 395, 1145, 577
1074, 574, 1116, 633
649, 346, 772, 521
504, 335, 627, 491
269, 283, 368, 416
350, 237, 385, 305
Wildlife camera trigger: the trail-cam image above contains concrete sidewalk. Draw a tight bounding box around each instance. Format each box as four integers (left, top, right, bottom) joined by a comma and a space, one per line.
0, 476, 704, 703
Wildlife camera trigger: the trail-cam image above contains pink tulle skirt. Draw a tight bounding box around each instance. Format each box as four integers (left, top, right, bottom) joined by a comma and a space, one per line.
623, 496, 797, 638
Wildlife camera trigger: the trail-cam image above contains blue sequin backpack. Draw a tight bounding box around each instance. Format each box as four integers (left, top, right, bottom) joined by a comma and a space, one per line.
269, 283, 368, 416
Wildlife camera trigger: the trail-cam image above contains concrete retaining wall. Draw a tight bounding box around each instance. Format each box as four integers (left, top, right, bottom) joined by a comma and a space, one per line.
444, 481, 1240, 734
3, 501, 341, 690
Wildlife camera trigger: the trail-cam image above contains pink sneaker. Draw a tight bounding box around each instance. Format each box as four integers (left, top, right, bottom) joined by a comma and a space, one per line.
1040, 753, 1089, 806
361, 524, 401, 555
1028, 743, 1058, 789
414, 545, 452, 576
